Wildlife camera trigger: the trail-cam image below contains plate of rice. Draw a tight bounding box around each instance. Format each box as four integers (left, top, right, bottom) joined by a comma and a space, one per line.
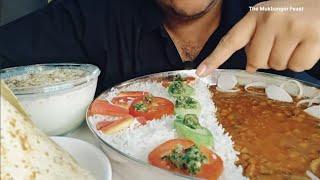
86, 69, 320, 180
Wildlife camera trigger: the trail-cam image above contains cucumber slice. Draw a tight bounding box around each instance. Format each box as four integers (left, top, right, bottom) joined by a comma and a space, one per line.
168, 82, 194, 97
183, 84, 195, 97
174, 96, 201, 116
175, 107, 200, 117
174, 120, 214, 148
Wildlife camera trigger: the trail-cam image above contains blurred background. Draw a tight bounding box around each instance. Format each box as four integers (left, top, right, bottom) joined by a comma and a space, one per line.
0, 0, 47, 26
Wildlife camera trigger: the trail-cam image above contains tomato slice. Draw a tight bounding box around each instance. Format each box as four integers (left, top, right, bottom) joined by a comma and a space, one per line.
148, 139, 223, 180
96, 116, 133, 134
135, 116, 148, 125
111, 91, 149, 109
129, 96, 174, 121
111, 96, 134, 109
88, 99, 129, 116
96, 120, 113, 130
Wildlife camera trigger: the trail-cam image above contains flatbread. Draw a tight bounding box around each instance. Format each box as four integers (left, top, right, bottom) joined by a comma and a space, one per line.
0, 81, 95, 180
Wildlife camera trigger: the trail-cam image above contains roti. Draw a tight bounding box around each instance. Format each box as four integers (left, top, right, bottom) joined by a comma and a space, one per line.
0, 81, 95, 180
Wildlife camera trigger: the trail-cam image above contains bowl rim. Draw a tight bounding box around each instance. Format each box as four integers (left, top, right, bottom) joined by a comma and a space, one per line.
50, 136, 113, 180
86, 69, 320, 179
1, 63, 101, 95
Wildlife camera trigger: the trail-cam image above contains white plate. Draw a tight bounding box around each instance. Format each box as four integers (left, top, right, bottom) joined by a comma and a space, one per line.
51, 136, 112, 180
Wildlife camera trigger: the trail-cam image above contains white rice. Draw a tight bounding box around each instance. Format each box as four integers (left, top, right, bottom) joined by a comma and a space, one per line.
88, 79, 246, 179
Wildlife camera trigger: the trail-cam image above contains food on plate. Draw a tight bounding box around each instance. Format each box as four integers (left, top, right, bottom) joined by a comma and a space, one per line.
168, 78, 194, 97
89, 92, 174, 133
111, 91, 149, 109
216, 74, 240, 93
96, 116, 134, 134
310, 158, 320, 176
89, 99, 134, 134
265, 84, 293, 102
88, 99, 129, 116
148, 139, 223, 180
303, 105, 320, 119
0, 64, 100, 135
87, 71, 320, 179
129, 95, 174, 121
174, 96, 201, 116
174, 114, 213, 147
161, 75, 195, 88
211, 85, 320, 178
1, 81, 95, 180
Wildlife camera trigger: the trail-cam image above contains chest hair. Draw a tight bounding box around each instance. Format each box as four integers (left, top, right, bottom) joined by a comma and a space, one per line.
174, 40, 203, 62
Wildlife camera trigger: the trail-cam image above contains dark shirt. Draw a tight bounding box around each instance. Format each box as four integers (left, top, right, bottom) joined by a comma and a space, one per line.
0, 0, 319, 94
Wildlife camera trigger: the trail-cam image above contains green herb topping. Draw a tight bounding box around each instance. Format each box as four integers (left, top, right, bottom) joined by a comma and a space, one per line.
162, 145, 207, 175
168, 81, 185, 95
133, 95, 154, 112
133, 102, 147, 112
175, 96, 198, 109
143, 95, 154, 104
183, 114, 201, 129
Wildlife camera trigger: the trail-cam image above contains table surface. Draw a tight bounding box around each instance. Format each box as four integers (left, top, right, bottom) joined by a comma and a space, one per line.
67, 123, 124, 180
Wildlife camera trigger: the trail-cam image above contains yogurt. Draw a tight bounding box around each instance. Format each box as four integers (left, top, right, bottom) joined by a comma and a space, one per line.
1, 64, 100, 135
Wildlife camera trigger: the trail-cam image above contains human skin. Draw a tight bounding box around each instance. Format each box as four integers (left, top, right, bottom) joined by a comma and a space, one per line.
156, 0, 320, 76
196, 0, 320, 76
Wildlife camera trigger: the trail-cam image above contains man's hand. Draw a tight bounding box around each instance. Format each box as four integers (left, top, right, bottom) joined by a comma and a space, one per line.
196, 0, 320, 76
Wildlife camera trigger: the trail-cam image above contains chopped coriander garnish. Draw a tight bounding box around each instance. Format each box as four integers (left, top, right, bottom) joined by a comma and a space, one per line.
143, 95, 154, 104
183, 114, 201, 129
133, 101, 147, 112
175, 96, 198, 109
133, 95, 154, 112
162, 145, 207, 175
168, 81, 185, 95
176, 114, 201, 129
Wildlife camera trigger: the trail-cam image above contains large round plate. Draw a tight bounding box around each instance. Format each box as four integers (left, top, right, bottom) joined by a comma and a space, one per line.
51, 136, 112, 180
86, 69, 320, 180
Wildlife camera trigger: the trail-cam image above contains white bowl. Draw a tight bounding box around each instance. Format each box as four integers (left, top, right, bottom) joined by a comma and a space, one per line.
1, 63, 100, 135
51, 136, 112, 180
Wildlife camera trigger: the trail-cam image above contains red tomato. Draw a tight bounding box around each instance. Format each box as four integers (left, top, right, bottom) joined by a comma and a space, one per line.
129, 96, 174, 121
96, 120, 113, 130
96, 116, 133, 134
112, 91, 149, 109
95, 115, 133, 130
88, 99, 129, 116
111, 96, 134, 109
148, 139, 223, 180
129, 97, 174, 121
135, 116, 148, 125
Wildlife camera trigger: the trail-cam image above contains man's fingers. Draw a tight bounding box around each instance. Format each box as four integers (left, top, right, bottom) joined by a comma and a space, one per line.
246, 64, 258, 73
196, 12, 257, 76
245, 23, 275, 72
268, 35, 299, 71
288, 41, 320, 72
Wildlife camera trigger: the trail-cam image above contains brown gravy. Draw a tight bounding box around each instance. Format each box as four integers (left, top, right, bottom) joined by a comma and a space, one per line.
210, 86, 320, 179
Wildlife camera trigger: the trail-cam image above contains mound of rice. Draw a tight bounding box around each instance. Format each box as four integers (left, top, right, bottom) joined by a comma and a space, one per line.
89, 79, 247, 180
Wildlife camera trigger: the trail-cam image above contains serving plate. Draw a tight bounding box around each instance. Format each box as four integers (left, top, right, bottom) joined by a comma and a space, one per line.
86, 69, 320, 180
51, 136, 112, 180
